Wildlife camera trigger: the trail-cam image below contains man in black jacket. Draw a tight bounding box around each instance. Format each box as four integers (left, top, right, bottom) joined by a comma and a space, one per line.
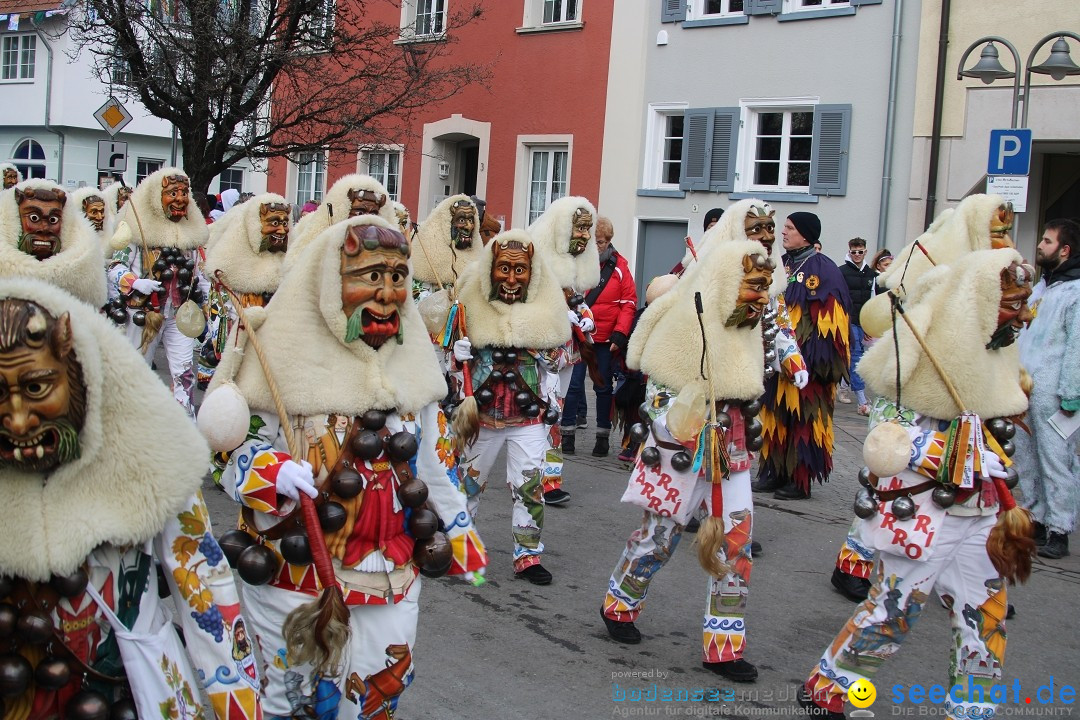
838, 237, 876, 414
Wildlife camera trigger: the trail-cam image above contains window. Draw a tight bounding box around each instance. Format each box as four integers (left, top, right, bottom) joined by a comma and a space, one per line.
689, 0, 745, 18
294, 152, 327, 206
412, 0, 446, 38
110, 53, 133, 86
783, 0, 849, 11
747, 108, 813, 191
644, 104, 687, 190
543, 0, 578, 23
12, 138, 46, 179
304, 0, 336, 44
137, 158, 165, 183
362, 149, 401, 201
527, 146, 568, 224
219, 167, 244, 193
1, 35, 36, 81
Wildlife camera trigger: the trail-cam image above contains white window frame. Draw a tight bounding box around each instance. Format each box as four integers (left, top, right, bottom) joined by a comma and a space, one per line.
519, 0, 584, 31
687, 0, 746, 20
11, 138, 46, 179
527, 146, 569, 224
782, 0, 850, 13
136, 158, 165, 184
512, 135, 572, 227
359, 145, 404, 201
1, 34, 36, 82
218, 167, 245, 193
304, 0, 337, 43
736, 97, 817, 195
643, 102, 688, 190
292, 151, 328, 207
400, 0, 447, 40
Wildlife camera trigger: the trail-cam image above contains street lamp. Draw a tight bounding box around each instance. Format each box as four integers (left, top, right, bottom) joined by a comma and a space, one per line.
957, 37, 1021, 128
1022, 32, 1080, 126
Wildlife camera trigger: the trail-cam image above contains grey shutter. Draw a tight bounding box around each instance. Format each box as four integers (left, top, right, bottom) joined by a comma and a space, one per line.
850, 0, 884, 5
679, 109, 713, 191
661, 0, 686, 22
746, 0, 782, 15
708, 108, 740, 192
810, 104, 851, 196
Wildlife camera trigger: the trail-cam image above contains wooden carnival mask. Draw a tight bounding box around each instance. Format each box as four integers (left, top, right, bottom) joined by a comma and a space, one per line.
394, 205, 411, 237
161, 174, 190, 222
490, 239, 533, 305
989, 203, 1015, 249
743, 204, 776, 255
15, 187, 66, 261
726, 253, 775, 328
2, 168, 18, 190
449, 199, 476, 250
82, 195, 106, 232
115, 186, 132, 211
0, 300, 86, 472
340, 224, 411, 348
259, 202, 290, 253
987, 261, 1033, 350
347, 188, 387, 218
568, 208, 593, 257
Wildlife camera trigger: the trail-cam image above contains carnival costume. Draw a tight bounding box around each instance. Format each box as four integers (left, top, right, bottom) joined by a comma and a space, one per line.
754, 218, 850, 498
451, 230, 571, 583
107, 168, 209, 415
198, 193, 290, 392
834, 195, 1015, 597
201, 215, 486, 719
0, 180, 107, 309
410, 194, 483, 300
1, 164, 22, 190
802, 249, 1033, 720
527, 197, 600, 498
0, 278, 261, 720
601, 240, 776, 683
65, 188, 110, 251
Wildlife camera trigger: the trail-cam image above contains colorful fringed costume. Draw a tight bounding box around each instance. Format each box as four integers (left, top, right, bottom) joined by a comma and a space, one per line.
757, 247, 851, 495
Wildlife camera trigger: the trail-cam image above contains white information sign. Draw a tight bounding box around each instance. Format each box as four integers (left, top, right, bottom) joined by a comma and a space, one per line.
986, 175, 1028, 213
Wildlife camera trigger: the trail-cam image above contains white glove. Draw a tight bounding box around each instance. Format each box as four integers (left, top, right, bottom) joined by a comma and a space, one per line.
791, 370, 809, 389
453, 337, 473, 362
131, 278, 163, 295
276, 460, 318, 501
981, 450, 1008, 479
577, 315, 595, 333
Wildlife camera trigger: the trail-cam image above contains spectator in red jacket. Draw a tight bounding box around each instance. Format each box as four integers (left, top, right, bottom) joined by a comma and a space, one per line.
561, 216, 638, 457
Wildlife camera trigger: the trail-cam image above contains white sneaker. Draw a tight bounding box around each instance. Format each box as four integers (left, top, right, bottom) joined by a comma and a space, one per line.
837, 389, 853, 404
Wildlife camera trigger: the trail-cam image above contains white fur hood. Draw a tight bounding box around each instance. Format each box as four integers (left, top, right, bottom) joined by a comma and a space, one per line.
204, 192, 288, 294
0, 181, 107, 307
411, 194, 485, 287
0, 278, 208, 580
208, 215, 447, 418
527, 196, 601, 292
682, 199, 787, 297
455, 229, 571, 350
115, 167, 209, 250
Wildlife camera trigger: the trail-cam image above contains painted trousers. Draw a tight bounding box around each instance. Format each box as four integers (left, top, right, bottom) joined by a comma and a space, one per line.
459, 423, 548, 572
127, 314, 196, 415
1013, 394, 1080, 535
807, 513, 1006, 719
541, 363, 573, 493
602, 468, 754, 663
835, 518, 876, 579
243, 580, 420, 720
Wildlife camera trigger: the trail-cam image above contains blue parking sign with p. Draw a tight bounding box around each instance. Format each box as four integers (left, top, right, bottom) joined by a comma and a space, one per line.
987, 129, 1032, 176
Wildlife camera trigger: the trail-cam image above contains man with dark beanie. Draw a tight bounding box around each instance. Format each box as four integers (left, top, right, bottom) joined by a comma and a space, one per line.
838, 237, 877, 415
752, 211, 851, 500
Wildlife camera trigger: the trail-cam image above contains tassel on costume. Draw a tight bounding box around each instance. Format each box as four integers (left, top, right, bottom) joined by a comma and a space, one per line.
139, 310, 164, 353
696, 424, 731, 578
986, 474, 1035, 585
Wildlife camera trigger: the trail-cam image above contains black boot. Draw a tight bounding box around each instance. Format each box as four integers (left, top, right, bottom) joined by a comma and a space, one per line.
562, 430, 576, 455
774, 482, 809, 500
592, 431, 610, 457
751, 472, 785, 493
702, 658, 758, 683
830, 567, 871, 602
601, 609, 642, 644
1039, 532, 1069, 559
798, 687, 846, 719
1033, 521, 1048, 547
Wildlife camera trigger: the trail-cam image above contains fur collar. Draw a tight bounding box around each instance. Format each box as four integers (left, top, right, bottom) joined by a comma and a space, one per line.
455, 229, 571, 350
284, 175, 397, 272
204, 192, 288, 294
860, 248, 1028, 420
115, 167, 208, 250
0, 182, 107, 307
629, 240, 767, 401
0, 279, 208, 580
527, 196, 600, 292
411, 194, 485, 287
208, 215, 447, 418
679, 199, 788, 297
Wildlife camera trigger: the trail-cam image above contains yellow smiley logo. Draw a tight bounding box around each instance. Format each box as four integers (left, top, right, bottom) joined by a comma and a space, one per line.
849, 678, 876, 708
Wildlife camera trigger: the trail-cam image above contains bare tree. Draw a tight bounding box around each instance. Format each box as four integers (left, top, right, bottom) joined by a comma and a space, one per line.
65, 0, 490, 194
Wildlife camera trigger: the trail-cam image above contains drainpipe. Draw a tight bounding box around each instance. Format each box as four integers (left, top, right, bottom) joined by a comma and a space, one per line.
32, 21, 65, 184
923, 0, 951, 230
875, 0, 904, 252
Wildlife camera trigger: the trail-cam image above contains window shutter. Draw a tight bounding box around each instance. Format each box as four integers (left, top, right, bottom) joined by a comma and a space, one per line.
660, 0, 686, 22
679, 109, 713, 191
850, 0, 884, 5
746, 0, 782, 15
809, 104, 852, 196
708, 108, 740, 192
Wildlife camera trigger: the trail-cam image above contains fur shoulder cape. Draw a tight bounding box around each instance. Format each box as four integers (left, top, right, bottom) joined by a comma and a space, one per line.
204, 192, 288, 294
629, 240, 767, 401
411, 194, 484, 286
860, 248, 1028, 420
682, 198, 788, 297
0, 181, 107, 307
527, 196, 600, 291
455, 229, 571, 350
0, 278, 209, 580
208, 215, 446, 418
284, 175, 397, 272
115, 167, 208, 250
